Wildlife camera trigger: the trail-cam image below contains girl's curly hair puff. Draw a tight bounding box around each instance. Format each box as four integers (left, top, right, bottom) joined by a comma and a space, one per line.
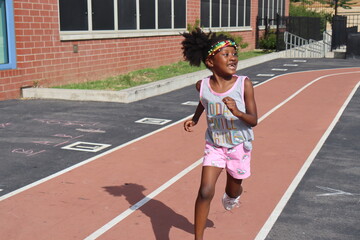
181, 27, 235, 67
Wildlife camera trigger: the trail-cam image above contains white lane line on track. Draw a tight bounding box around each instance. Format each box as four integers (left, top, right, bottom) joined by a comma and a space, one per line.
258, 71, 360, 122
254, 79, 360, 240
85, 70, 360, 240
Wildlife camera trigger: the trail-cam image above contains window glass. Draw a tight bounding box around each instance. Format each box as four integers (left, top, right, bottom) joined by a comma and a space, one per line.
229, 0, 236, 27
158, 0, 171, 29
118, 0, 136, 30
258, 0, 264, 25
221, 0, 229, 27
264, 0, 268, 18
238, 0, 244, 26
201, 0, 252, 29
212, 0, 220, 27
59, 0, 88, 31
92, 0, 114, 30
0, 0, 8, 64
201, 0, 210, 28
258, 0, 262, 16
282, 0, 286, 17
59, 0, 186, 38
140, 0, 155, 29
174, 0, 186, 28
246, 0, 251, 26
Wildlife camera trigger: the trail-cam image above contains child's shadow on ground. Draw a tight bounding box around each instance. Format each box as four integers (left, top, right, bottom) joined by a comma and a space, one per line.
103, 183, 214, 240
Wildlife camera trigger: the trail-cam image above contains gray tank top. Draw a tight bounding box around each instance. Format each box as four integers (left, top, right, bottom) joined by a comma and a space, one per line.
200, 75, 254, 149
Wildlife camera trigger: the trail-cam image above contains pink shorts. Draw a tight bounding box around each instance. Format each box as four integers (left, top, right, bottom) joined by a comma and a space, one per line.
203, 142, 251, 179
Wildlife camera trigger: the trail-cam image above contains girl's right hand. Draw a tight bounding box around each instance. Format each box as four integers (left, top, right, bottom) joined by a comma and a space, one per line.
184, 120, 196, 132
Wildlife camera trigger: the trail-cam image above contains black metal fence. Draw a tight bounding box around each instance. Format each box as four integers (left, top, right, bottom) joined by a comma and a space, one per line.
256, 15, 324, 51
347, 33, 360, 59
340, 13, 360, 28
256, 13, 360, 57
331, 14, 359, 50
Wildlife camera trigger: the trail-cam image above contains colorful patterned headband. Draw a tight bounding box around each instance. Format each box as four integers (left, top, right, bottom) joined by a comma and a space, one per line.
207, 40, 237, 57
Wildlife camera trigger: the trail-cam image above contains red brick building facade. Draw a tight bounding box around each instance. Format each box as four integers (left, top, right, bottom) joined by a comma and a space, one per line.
0, 0, 289, 100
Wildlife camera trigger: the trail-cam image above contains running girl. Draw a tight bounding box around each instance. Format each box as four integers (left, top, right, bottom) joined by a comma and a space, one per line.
181, 28, 258, 240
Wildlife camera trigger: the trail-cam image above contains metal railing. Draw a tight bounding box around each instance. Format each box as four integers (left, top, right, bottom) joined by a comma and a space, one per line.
323, 31, 332, 53
283, 31, 331, 58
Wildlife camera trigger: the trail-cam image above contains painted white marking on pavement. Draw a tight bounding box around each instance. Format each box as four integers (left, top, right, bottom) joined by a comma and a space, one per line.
62, 142, 111, 152
271, 68, 288, 71
76, 128, 106, 133
135, 117, 172, 125
293, 60, 307, 62
255, 79, 360, 240
257, 74, 275, 77
316, 186, 360, 197
181, 101, 198, 106
283, 64, 298, 67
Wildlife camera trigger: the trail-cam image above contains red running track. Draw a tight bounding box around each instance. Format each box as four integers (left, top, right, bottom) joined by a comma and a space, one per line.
0, 68, 359, 240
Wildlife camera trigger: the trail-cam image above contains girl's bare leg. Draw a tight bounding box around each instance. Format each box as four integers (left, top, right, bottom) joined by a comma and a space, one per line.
225, 171, 243, 198
194, 166, 223, 240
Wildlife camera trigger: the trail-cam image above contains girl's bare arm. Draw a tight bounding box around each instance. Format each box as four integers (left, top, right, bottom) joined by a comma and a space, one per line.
222, 78, 258, 127
184, 80, 205, 132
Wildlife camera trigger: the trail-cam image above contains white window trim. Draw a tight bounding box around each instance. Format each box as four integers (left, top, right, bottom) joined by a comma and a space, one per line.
59, 0, 187, 41
236, 0, 239, 26
202, 26, 252, 33
60, 30, 185, 41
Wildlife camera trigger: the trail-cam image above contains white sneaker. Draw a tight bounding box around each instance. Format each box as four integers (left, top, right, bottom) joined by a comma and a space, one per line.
222, 193, 240, 211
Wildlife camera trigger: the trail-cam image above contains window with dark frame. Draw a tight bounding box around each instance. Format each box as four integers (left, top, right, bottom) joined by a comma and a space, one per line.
246, 0, 251, 26
238, 0, 244, 26
118, 0, 136, 30
158, 0, 171, 29
230, 0, 236, 27
221, 0, 229, 27
59, 0, 186, 33
212, 0, 220, 27
174, 0, 186, 28
59, 0, 88, 31
200, 0, 252, 28
258, 0, 286, 26
201, 0, 210, 27
140, 0, 155, 29
92, 0, 114, 30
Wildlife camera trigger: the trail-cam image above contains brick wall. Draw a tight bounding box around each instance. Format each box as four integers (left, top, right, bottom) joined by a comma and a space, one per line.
0, 0, 266, 101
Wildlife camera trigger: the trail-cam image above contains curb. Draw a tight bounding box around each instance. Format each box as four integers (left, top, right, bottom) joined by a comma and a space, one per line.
22, 51, 285, 103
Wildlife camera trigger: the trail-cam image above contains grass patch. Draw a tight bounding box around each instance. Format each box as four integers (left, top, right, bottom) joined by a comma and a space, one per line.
53, 50, 267, 91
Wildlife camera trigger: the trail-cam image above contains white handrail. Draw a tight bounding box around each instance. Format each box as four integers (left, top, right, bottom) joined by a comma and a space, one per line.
283, 31, 331, 58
